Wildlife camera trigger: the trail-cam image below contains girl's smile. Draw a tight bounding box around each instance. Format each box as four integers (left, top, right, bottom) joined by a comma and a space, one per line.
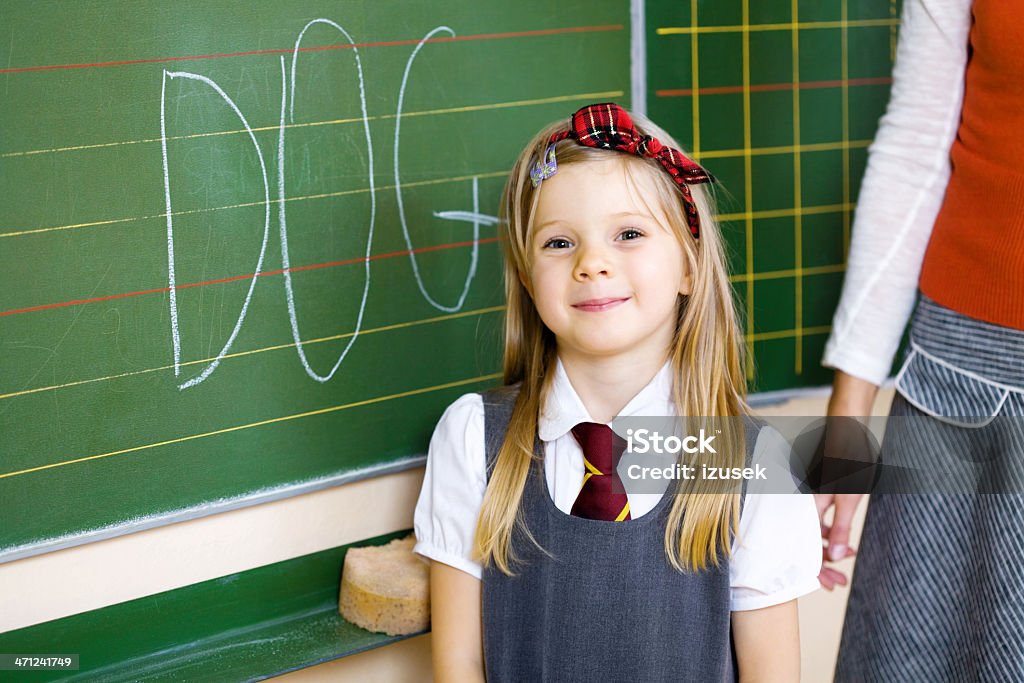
571, 296, 630, 312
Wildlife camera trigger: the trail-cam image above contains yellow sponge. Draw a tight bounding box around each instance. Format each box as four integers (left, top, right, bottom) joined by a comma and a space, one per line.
339, 535, 430, 636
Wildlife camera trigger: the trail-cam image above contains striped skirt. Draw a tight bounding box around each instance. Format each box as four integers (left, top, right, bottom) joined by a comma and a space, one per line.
834, 294, 1024, 683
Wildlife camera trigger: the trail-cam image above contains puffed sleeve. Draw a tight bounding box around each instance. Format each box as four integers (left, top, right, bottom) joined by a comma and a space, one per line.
413, 392, 487, 580
729, 426, 822, 611
822, 0, 973, 385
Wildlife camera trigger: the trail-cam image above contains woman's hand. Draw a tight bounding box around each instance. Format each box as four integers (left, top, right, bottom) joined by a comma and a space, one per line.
813, 370, 879, 589
813, 493, 861, 589
429, 561, 485, 682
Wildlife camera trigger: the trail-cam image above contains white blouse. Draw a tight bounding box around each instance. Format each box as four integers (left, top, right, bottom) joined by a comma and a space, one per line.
822, 0, 974, 385
413, 359, 823, 612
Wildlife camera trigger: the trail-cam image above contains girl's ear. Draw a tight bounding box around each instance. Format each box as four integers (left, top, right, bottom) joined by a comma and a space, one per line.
518, 269, 534, 298
678, 269, 693, 297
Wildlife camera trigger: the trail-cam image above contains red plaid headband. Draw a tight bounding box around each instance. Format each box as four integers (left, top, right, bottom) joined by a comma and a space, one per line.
535, 102, 714, 238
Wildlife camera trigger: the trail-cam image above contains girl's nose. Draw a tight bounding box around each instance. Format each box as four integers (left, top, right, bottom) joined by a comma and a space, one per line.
572, 243, 612, 281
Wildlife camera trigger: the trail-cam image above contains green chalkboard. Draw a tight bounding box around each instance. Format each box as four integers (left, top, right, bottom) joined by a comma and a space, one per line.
0, 1, 630, 559
645, 0, 900, 392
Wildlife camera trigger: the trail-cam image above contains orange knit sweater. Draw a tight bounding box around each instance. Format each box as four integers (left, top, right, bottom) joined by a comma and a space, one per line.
919, 1, 1024, 330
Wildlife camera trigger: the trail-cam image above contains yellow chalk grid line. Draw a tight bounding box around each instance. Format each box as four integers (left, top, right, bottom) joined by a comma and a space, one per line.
741, 0, 754, 381
890, 0, 899, 60
694, 139, 871, 161
718, 202, 855, 223
657, 18, 898, 35
791, 0, 803, 375
0, 91, 624, 160
0, 170, 509, 239
729, 263, 845, 284
748, 325, 830, 343
0, 305, 506, 402
0, 373, 502, 480
842, 1, 852, 259
690, 0, 701, 158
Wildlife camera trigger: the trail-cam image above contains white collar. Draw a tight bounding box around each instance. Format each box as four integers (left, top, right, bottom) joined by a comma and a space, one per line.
537, 357, 676, 441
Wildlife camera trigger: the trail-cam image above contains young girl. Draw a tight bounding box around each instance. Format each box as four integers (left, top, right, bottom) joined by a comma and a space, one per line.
414, 103, 821, 682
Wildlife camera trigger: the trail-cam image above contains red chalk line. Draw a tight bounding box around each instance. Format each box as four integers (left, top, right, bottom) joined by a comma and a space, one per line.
0, 25, 623, 75
0, 236, 500, 317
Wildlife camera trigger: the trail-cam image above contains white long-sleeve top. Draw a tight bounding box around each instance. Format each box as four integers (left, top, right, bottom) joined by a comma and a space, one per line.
822, 0, 974, 385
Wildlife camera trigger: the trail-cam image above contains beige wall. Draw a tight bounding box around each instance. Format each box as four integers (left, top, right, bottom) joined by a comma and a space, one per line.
0, 470, 425, 633
0, 389, 892, 682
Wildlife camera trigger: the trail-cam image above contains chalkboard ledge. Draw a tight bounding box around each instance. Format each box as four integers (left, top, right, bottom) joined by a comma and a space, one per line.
0, 531, 421, 682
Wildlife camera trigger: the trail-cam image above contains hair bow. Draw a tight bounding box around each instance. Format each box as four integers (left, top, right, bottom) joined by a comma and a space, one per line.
533, 102, 714, 238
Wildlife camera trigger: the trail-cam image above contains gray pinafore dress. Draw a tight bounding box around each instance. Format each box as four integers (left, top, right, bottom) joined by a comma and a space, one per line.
835, 294, 1024, 682
478, 385, 758, 683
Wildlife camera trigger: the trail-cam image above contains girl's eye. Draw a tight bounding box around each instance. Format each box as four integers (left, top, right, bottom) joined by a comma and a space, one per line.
542, 238, 573, 249
618, 228, 644, 241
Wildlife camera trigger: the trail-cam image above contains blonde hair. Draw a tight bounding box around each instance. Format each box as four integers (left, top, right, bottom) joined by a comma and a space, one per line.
474, 109, 749, 575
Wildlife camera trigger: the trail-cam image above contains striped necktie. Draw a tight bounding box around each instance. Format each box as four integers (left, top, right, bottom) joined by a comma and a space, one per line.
570, 422, 632, 521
